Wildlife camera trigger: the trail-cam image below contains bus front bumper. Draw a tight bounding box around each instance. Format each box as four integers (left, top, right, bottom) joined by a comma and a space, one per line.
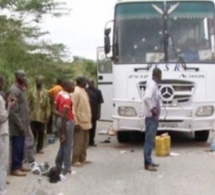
112, 100, 215, 132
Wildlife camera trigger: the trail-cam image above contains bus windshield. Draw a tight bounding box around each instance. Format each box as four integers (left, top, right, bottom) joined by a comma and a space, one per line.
114, 1, 215, 64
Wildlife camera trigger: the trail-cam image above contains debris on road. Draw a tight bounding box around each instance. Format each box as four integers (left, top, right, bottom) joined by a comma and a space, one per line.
210, 139, 215, 151
98, 130, 108, 135
120, 150, 127, 154
158, 175, 164, 179
170, 152, 180, 156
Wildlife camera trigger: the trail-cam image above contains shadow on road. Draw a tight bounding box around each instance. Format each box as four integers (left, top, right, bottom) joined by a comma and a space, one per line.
108, 131, 211, 150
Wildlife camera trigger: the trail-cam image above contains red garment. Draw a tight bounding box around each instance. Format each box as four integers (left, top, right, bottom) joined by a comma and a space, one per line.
54, 90, 74, 121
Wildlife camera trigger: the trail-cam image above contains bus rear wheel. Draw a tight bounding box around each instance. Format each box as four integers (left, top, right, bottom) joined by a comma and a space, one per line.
117, 131, 130, 143
194, 130, 210, 142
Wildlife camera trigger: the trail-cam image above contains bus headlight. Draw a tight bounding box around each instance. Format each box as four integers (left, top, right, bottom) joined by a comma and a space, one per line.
118, 106, 137, 117
196, 106, 214, 117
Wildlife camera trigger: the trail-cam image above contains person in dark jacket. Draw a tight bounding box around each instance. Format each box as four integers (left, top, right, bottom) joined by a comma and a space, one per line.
85, 79, 104, 146
8, 70, 33, 176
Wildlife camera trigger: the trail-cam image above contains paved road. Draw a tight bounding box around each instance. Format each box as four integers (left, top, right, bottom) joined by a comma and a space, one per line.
7, 121, 215, 195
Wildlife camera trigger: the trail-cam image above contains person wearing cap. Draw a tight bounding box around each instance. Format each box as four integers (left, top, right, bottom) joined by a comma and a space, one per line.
143, 67, 162, 171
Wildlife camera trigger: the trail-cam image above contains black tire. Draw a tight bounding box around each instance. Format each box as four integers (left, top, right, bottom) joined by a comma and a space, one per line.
130, 131, 145, 143
117, 131, 130, 143
194, 130, 210, 142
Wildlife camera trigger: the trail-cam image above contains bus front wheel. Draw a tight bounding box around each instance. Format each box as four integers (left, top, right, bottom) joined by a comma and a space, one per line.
117, 131, 130, 143
194, 130, 210, 142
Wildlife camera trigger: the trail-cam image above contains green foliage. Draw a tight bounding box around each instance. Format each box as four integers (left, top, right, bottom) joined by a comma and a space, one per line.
71, 56, 97, 81
0, 0, 97, 91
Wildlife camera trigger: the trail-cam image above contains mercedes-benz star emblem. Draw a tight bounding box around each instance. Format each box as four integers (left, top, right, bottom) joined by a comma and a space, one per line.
159, 85, 174, 102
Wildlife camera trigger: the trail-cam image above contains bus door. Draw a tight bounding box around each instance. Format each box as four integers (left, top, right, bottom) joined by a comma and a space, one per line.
97, 47, 113, 121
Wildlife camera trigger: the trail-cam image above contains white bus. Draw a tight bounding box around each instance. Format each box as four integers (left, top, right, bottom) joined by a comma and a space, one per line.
98, 0, 215, 143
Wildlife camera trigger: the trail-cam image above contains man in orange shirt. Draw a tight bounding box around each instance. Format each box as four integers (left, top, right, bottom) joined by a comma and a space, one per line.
48, 78, 63, 99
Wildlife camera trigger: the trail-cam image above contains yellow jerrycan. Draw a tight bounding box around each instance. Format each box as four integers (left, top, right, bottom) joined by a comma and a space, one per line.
155, 133, 171, 156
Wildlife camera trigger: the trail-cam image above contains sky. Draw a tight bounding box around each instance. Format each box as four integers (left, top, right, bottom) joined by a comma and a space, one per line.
40, 0, 116, 61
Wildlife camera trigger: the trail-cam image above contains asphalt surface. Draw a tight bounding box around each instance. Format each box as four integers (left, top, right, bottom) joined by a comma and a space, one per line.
7, 121, 215, 195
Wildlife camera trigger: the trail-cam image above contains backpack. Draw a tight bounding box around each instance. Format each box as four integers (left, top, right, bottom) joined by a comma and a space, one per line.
47, 167, 61, 183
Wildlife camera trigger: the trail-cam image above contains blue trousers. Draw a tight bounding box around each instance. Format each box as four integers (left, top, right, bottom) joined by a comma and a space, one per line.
55, 119, 74, 174
11, 136, 25, 171
144, 117, 158, 166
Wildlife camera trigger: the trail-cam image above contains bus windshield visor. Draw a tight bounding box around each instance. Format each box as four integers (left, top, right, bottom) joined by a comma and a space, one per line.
114, 1, 215, 64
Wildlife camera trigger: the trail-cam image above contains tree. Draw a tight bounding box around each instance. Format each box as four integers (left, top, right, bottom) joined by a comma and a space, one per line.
0, 0, 70, 87
71, 56, 97, 81
0, 0, 97, 89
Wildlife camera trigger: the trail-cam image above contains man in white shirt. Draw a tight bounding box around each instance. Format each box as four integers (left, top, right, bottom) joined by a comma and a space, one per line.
143, 67, 162, 171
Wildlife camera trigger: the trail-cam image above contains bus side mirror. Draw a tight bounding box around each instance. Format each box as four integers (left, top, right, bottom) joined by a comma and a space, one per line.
104, 28, 111, 54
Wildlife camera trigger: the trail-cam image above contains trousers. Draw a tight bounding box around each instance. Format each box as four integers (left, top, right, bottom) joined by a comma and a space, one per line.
144, 117, 158, 166
0, 135, 9, 195
72, 126, 89, 164
55, 119, 74, 173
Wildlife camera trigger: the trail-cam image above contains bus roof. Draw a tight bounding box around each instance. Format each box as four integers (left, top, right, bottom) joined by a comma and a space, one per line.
116, 0, 215, 4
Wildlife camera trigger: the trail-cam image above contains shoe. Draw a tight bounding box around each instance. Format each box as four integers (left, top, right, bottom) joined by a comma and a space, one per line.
37, 150, 44, 154
21, 166, 31, 172
89, 143, 97, 147
11, 169, 27, 176
144, 165, 157, 172
151, 163, 159, 167
82, 160, 93, 165
72, 162, 83, 167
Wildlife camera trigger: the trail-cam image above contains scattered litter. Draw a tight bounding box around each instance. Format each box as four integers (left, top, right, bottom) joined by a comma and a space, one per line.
205, 149, 212, 152
120, 150, 127, 154
130, 149, 134, 153
71, 170, 76, 175
170, 152, 180, 156
38, 177, 42, 184
101, 139, 111, 143
29, 189, 49, 195
158, 175, 164, 178
48, 135, 56, 144
31, 162, 50, 176
59, 174, 66, 182
108, 129, 117, 136
98, 130, 108, 135
210, 139, 215, 151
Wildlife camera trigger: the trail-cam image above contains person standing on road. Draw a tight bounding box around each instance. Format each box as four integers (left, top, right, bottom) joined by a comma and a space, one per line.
71, 76, 92, 167
8, 70, 33, 176
53, 79, 75, 175
0, 75, 15, 195
47, 78, 63, 135
28, 75, 50, 154
85, 78, 104, 146
143, 67, 162, 171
